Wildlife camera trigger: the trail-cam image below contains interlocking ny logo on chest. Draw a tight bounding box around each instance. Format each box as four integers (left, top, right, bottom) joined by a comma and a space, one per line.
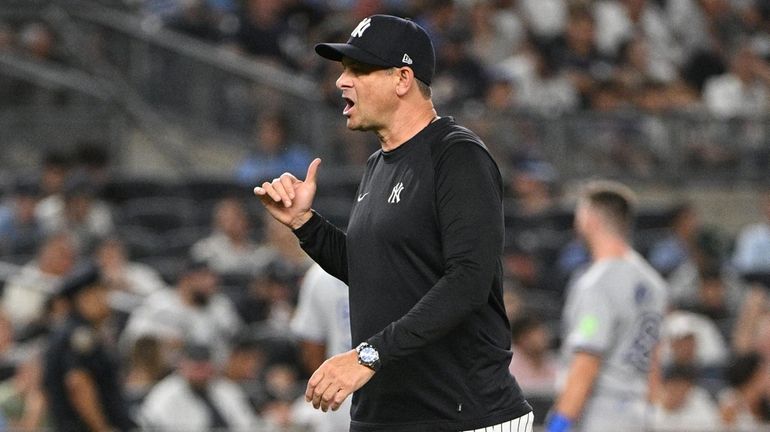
387, 182, 404, 204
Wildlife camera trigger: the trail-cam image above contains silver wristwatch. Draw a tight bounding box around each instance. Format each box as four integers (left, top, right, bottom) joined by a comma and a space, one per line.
355, 342, 381, 372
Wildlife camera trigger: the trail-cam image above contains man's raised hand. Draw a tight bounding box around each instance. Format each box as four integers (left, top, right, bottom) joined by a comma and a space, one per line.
254, 158, 321, 229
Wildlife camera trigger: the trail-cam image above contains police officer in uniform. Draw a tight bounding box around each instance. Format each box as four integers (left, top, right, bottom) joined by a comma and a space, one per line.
43, 264, 135, 432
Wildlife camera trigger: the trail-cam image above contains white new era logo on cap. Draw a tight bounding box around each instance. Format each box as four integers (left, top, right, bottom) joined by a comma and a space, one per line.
402, 53, 413, 64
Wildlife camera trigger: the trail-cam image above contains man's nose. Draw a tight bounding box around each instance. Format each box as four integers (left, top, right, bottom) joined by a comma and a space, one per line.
336, 71, 351, 89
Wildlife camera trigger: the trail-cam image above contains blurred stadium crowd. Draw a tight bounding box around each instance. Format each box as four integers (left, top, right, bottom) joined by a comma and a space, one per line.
4, 0, 770, 181
5, 0, 767, 116
1, 0, 770, 431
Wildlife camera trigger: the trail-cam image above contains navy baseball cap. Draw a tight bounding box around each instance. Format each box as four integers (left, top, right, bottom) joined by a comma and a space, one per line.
315, 15, 436, 85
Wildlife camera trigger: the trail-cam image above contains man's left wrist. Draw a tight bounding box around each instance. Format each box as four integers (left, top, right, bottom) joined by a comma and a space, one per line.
355, 342, 381, 372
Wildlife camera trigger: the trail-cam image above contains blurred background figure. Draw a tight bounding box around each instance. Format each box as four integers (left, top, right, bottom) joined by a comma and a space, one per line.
222, 332, 266, 411
549, 4, 610, 108
190, 197, 274, 276
235, 0, 290, 66
647, 202, 700, 277
0, 313, 17, 382
37, 175, 114, 254
290, 264, 351, 432
231, 257, 300, 329
257, 362, 303, 430
121, 259, 242, 366
718, 352, 770, 429
732, 189, 770, 276
235, 109, 312, 185
659, 310, 728, 393
95, 236, 166, 316
140, 342, 262, 432
667, 229, 745, 328
650, 364, 720, 432
0, 354, 48, 431
508, 159, 560, 217
34, 151, 71, 229
703, 43, 770, 118
123, 335, 167, 418
508, 314, 558, 396
43, 265, 135, 432
731, 286, 770, 362
516, 47, 579, 115
431, 27, 490, 110
483, 70, 518, 112
0, 178, 44, 261
2, 231, 77, 338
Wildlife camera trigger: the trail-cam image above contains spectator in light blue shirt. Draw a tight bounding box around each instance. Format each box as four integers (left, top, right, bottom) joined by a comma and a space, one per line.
0, 179, 44, 259
648, 202, 699, 277
236, 109, 311, 186
732, 190, 770, 274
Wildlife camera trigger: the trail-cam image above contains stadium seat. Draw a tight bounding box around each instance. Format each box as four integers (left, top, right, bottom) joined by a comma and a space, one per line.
116, 225, 166, 259
181, 176, 248, 203
101, 177, 178, 204
161, 225, 208, 257
119, 197, 196, 235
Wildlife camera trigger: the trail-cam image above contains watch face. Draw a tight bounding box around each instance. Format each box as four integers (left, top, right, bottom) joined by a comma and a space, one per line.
359, 347, 379, 363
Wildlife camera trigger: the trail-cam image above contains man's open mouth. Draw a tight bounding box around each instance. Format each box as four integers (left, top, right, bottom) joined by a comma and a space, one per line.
343, 97, 355, 116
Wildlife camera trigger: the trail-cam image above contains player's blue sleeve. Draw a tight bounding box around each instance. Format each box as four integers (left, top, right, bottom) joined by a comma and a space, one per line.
544, 412, 572, 432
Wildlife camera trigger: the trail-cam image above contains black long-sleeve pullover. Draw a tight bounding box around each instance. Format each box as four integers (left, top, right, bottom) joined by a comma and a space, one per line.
294, 117, 531, 431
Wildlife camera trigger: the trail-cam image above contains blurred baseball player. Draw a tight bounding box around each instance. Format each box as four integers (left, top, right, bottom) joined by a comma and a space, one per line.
546, 181, 668, 432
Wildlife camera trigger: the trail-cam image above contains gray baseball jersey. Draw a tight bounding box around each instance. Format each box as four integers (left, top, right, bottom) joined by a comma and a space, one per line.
560, 251, 668, 431
291, 264, 352, 356
290, 264, 352, 432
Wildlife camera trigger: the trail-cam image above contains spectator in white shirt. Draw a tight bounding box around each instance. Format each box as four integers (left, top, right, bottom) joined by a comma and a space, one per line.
37, 175, 114, 253
660, 310, 729, 371
650, 364, 720, 431
519, 0, 567, 42
593, 0, 680, 75
718, 352, 770, 430
120, 259, 243, 366
95, 237, 166, 313
190, 197, 275, 276
1, 231, 77, 333
703, 44, 770, 118
140, 342, 262, 432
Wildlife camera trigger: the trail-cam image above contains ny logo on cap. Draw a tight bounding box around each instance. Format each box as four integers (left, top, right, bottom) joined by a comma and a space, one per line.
351, 17, 372, 38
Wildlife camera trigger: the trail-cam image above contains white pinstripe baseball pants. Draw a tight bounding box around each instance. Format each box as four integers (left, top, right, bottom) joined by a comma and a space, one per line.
460, 411, 534, 432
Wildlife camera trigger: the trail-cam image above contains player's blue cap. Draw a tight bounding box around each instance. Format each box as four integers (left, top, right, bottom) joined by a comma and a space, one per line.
315, 15, 436, 85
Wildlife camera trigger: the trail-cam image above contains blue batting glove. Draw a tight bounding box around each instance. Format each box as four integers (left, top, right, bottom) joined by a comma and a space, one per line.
544, 412, 572, 432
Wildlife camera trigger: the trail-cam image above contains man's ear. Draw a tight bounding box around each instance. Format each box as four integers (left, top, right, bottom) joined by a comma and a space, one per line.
395, 67, 414, 96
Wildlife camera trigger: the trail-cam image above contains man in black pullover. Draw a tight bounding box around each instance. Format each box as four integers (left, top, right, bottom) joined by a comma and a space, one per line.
254, 14, 532, 432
